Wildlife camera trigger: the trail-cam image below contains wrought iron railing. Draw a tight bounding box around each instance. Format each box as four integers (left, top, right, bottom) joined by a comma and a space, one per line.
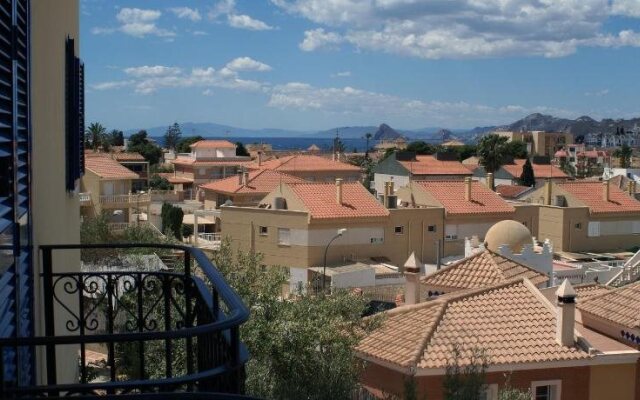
0, 244, 250, 399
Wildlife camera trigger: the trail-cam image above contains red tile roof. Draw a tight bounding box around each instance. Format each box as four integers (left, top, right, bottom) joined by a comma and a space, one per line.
415, 180, 515, 216
157, 173, 193, 184
399, 155, 472, 176
287, 182, 389, 220
85, 155, 139, 180
172, 157, 252, 167
200, 170, 304, 195
579, 280, 640, 329
503, 159, 568, 179
251, 154, 360, 173
558, 181, 640, 214
189, 140, 236, 149
112, 152, 146, 162
495, 184, 534, 199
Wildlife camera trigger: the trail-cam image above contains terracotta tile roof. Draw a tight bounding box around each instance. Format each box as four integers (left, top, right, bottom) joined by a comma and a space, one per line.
573, 283, 612, 302
172, 156, 252, 167
200, 170, 304, 195
85, 155, 139, 180
495, 184, 534, 199
421, 250, 549, 290
578, 281, 640, 329
357, 279, 589, 370
189, 140, 236, 149
157, 173, 193, 184
503, 159, 568, 179
288, 182, 389, 220
112, 152, 145, 162
250, 154, 360, 173
558, 181, 640, 214
399, 155, 472, 176
414, 180, 515, 216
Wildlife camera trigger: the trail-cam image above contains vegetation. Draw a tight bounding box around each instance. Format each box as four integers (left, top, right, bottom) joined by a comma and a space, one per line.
127, 130, 163, 165
519, 158, 536, 187
407, 141, 438, 155
213, 241, 380, 400
149, 174, 173, 190
85, 122, 108, 152
614, 144, 633, 168
477, 134, 510, 173
176, 135, 204, 153
443, 345, 489, 400
559, 157, 576, 177
108, 129, 125, 147
498, 374, 530, 400
364, 132, 373, 158
503, 140, 528, 159
163, 122, 182, 150
160, 202, 184, 240
236, 141, 250, 156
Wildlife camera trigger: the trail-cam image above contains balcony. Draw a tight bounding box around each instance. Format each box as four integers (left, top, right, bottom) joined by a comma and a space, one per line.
79, 192, 92, 206
107, 221, 150, 233
0, 244, 250, 399
100, 193, 151, 208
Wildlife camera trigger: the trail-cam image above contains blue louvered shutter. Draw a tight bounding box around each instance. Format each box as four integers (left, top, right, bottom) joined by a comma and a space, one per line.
0, 0, 33, 386
65, 37, 84, 192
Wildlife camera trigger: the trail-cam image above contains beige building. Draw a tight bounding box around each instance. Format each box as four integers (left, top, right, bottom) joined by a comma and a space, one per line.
496, 130, 573, 158
248, 153, 362, 182
523, 180, 640, 252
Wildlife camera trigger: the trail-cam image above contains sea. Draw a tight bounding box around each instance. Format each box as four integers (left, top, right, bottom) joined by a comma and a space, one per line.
152, 136, 372, 152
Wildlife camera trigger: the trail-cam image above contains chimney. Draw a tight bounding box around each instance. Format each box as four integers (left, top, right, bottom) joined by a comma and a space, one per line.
257, 151, 263, 166
464, 177, 472, 201
555, 279, 577, 347
336, 178, 343, 205
383, 181, 389, 206
241, 171, 249, 186
388, 180, 394, 195
603, 180, 610, 202
486, 172, 494, 191
628, 180, 636, 197
404, 252, 422, 305
544, 179, 552, 206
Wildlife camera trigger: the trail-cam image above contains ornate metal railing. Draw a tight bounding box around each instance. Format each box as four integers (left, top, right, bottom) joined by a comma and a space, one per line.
0, 244, 250, 399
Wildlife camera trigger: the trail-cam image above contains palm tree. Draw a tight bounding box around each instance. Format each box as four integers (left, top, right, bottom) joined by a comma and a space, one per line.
364, 132, 372, 159
614, 144, 633, 168
477, 134, 509, 173
86, 122, 107, 152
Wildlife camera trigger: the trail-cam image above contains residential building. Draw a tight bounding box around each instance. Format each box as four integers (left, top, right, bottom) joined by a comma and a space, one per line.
111, 151, 150, 191
248, 153, 361, 182
603, 167, 640, 183
0, 2, 250, 397
395, 179, 539, 257
495, 130, 573, 158
171, 139, 252, 187
523, 180, 640, 252
373, 152, 472, 195
357, 278, 640, 400
495, 184, 536, 200
555, 145, 608, 177
80, 153, 151, 231
472, 159, 568, 187
200, 169, 304, 209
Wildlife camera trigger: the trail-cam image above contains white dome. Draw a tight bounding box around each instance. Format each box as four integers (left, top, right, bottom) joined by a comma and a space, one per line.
484, 220, 533, 253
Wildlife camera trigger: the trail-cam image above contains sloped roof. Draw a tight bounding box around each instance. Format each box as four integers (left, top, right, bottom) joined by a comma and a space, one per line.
573, 283, 612, 302
85, 154, 139, 180
399, 155, 472, 176
112, 152, 145, 162
251, 154, 360, 173
495, 184, 534, 199
579, 281, 640, 329
157, 173, 193, 184
189, 140, 236, 149
421, 250, 549, 289
200, 169, 304, 195
171, 157, 252, 167
502, 159, 568, 180
414, 180, 515, 216
288, 182, 389, 220
357, 278, 589, 370
558, 181, 640, 214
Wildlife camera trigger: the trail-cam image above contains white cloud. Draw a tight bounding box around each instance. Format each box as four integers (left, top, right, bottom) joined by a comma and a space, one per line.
209, 0, 274, 30
273, 0, 640, 59
168, 7, 202, 21
585, 89, 610, 97
225, 57, 272, 72
331, 71, 351, 77
192, 30, 208, 36
300, 28, 343, 51
90, 80, 135, 90
124, 65, 182, 77
92, 8, 175, 38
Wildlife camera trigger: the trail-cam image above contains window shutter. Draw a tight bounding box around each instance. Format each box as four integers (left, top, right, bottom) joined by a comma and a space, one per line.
65, 37, 84, 191
587, 221, 600, 237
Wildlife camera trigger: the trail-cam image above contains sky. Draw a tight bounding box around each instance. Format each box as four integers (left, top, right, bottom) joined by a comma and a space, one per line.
82, 0, 640, 131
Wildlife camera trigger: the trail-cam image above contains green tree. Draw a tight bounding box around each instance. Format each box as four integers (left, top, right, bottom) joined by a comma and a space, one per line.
108, 129, 125, 146
333, 133, 345, 154
498, 373, 530, 400
86, 122, 107, 152
614, 144, 633, 168
181, 224, 193, 239
160, 203, 184, 240
176, 135, 204, 153
519, 158, 536, 187
477, 134, 509, 173
163, 122, 182, 150
407, 141, 438, 155
443, 345, 488, 400
236, 141, 250, 157
503, 140, 528, 159
149, 174, 173, 190
364, 132, 373, 158
127, 130, 163, 165
559, 158, 576, 177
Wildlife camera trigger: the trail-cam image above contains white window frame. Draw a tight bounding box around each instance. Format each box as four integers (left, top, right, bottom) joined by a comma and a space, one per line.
278, 228, 290, 246
445, 224, 458, 241
394, 226, 404, 235
587, 221, 600, 237
531, 379, 561, 400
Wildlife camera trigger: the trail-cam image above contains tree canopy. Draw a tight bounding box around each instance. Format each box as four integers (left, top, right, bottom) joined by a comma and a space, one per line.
86, 122, 108, 152
176, 135, 204, 153
477, 134, 510, 173
163, 122, 182, 150
127, 130, 163, 165
519, 158, 536, 187
236, 141, 249, 157
614, 144, 633, 168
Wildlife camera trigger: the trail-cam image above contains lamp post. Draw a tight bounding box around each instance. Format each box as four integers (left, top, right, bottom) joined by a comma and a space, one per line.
322, 228, 347, 292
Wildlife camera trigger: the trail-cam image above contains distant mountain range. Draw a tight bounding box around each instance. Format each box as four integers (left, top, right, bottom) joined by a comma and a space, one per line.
126, 113, 640, 143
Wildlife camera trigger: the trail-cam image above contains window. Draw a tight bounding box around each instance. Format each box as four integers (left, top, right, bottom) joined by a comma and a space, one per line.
394, 226, 404, 235
65, 37, 85, 192
427, 225, 436, 232
445, 224, 458, 241
259, 226, 268, 235
278, 228, 290, 246
532, 380, 561, 400
588, 221, 600, 237
574, 223, 582, 229
370, 237, 384, 244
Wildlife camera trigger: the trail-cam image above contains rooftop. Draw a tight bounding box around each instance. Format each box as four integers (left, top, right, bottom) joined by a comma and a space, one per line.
399, 155, 472, 176
85, 154, 139, 180
579, 280, 640, 329
413, 180, 515, 216
357, 278, 589, 370
421, 250, 549, 290
573, 282, 612, 302
502, 159, 568, 179
200, 169, 304, 195
189, 140, 236, 149
157, 173, 193, 184
171, 157, 252, 167
558, 181, 640, 214
287, 181, 389, 220
251, 154, 360, 173
495, 184, 534, 199
111, 152, 146, 162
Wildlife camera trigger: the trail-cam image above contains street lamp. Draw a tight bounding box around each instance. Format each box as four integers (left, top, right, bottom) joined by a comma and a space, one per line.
322, 228, 347, 292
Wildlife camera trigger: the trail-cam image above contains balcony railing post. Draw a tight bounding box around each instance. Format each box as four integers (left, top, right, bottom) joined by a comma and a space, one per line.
183, 250, 194, 383
41, 247, 57, 388
230, 325, 242, 394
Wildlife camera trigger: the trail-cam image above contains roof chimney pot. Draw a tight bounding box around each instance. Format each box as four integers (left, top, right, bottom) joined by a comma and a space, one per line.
464, 177, 472, 201
603, 180, 610, 202
555, 279, 577, 347
336, 178, 343, 205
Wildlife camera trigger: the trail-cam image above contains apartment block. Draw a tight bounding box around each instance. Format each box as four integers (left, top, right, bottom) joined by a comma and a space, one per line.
496, 130, 573, 158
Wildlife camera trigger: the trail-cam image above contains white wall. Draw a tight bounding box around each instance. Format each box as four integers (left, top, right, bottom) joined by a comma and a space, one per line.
374, 173, 409, 195
331, 268, 376, 289
193, 147, 236, 159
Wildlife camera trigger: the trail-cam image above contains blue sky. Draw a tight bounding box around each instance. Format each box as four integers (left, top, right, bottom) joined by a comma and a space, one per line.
82, 0, 640, 131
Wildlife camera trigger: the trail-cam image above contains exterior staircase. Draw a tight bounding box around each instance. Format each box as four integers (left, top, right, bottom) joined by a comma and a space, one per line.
607, 248, 640, 287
